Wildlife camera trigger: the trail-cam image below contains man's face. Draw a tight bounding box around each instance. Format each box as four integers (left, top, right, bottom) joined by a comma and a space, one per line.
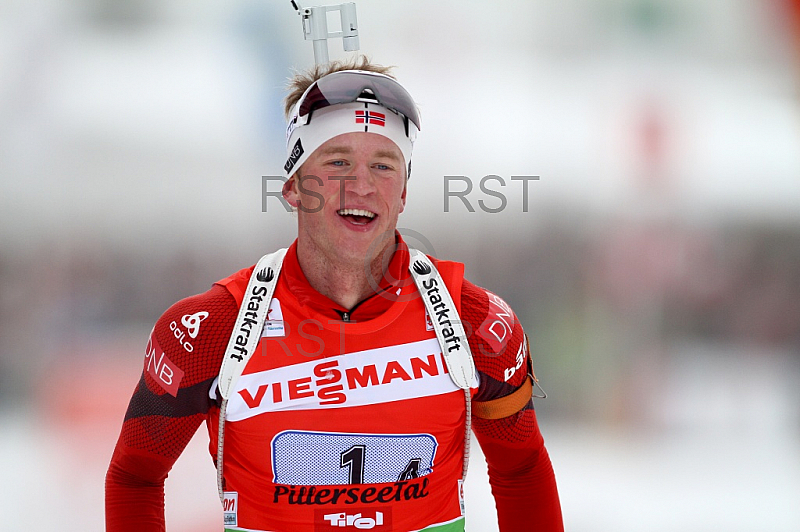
283, 131, 407, 267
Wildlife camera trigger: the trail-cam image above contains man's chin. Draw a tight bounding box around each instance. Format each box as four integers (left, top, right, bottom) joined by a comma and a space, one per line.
335, 233, 396, 263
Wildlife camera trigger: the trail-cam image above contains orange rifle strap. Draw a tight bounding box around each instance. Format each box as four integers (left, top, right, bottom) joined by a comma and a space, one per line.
471, 376, 534, 420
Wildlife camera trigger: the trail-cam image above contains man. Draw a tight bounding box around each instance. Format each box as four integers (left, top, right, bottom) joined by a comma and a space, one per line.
106, 57, 563, 532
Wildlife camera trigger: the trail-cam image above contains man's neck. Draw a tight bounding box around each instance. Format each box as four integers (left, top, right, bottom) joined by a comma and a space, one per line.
296, 240, 395, 311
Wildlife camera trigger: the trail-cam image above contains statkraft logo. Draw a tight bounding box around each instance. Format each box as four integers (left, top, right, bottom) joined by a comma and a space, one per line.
419, 277, 463, 354
226, 339, 458, 421
229, 283, 269, 362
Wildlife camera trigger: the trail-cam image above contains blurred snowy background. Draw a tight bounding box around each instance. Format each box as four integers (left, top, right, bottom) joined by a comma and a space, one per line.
1, 0, 800, 530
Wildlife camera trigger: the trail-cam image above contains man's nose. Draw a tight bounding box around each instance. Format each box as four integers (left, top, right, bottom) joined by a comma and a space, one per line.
344, 162, 376, 195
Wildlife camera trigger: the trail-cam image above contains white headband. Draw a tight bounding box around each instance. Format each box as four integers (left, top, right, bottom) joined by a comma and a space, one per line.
284, 101, 417, 178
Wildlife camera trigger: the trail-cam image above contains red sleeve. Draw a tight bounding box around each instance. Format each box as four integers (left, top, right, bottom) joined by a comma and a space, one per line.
105, 284, 238, 531
461, 279, 564, 532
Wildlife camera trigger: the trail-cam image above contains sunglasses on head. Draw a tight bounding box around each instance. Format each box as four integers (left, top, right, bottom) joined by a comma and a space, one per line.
293, 70, 421, 132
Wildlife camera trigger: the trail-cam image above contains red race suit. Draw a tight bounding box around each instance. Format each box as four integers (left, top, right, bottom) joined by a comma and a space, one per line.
106, 238, 563, 531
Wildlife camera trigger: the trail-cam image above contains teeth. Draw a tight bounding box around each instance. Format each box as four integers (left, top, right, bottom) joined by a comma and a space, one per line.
338, 208, 376, 219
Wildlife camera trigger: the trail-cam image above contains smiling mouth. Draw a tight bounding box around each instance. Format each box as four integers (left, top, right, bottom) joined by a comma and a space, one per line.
338, 208, 377, 225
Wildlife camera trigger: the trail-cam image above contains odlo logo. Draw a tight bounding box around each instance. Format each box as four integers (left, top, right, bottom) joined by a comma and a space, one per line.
181, 311, 209, 339
319, 510, 387, 530
169, 311, 209, 353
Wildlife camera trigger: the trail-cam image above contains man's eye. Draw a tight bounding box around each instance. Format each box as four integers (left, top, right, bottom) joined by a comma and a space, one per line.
330, 160, 346, 167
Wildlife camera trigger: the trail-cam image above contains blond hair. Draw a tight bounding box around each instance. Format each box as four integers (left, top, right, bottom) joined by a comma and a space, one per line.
283, 56, 394, 118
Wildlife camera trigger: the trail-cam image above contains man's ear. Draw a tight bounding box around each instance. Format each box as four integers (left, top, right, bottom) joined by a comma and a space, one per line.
399, 182, 407, 214
282, 174, 300, 208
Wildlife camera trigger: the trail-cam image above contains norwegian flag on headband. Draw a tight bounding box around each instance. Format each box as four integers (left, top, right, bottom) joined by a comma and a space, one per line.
355, 109, 386, 126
